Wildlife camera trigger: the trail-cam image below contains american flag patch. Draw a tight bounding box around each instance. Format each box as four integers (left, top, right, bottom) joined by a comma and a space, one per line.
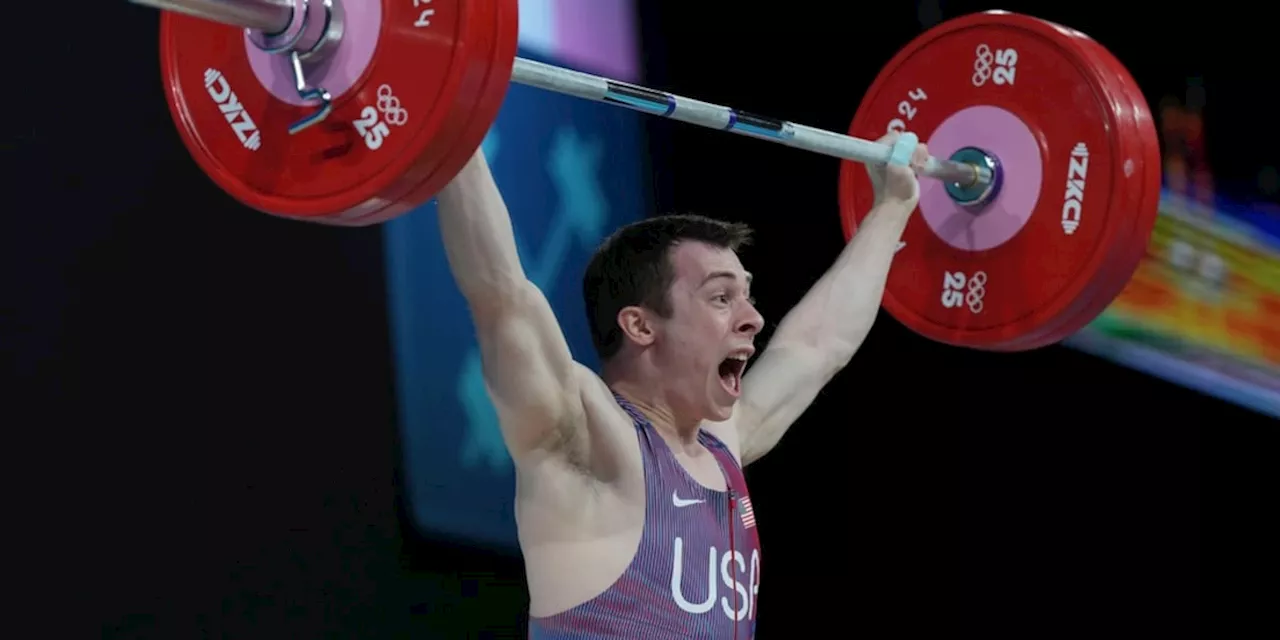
738, 495, 756, 529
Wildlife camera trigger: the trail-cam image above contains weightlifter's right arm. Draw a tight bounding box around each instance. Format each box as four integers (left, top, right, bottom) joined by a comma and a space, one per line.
437, 151, 584, 461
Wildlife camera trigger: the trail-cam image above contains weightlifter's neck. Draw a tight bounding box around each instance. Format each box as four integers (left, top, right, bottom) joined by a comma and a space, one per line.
603, 367, 702, 447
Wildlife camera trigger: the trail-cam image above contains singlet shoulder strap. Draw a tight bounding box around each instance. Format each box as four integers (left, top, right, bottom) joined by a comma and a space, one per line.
696, 429, 743, 470
612, 391, 650, 431
697, 428, 727, 451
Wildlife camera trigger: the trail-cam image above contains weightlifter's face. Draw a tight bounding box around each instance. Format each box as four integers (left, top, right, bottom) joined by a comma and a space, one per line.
653, 241, 763, 422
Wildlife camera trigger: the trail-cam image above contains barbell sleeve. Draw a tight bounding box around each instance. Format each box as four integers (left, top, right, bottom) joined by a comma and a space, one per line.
129, 0, 294, 33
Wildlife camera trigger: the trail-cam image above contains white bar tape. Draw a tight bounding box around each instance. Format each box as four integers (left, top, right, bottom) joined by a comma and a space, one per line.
888, 132, 918, 166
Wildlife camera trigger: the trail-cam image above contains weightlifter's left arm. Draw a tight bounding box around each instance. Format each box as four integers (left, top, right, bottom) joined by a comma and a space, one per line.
731, 134, 928, 465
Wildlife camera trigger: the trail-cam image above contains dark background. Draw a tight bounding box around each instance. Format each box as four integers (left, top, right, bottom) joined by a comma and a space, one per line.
10, 1, 1275, 638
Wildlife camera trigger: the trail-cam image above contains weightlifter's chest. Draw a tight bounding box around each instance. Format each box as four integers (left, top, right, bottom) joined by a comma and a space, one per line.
518, 422, 763, 623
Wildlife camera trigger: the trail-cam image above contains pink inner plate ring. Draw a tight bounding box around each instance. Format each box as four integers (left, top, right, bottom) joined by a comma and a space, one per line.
244, 0, 383, 106
919, 105, 1044, 252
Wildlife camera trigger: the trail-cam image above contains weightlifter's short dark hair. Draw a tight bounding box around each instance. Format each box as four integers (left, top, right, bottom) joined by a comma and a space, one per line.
582, 214, 753, 361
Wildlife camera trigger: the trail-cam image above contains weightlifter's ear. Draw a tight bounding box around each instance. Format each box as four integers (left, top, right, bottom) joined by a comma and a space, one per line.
617, 306, 657, 347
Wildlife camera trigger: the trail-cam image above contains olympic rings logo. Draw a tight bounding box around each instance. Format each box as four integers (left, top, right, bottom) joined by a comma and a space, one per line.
941, 270, 987, 314
965, 271, 987, 314
972, 44, 994, 87
377, 85, 408, 127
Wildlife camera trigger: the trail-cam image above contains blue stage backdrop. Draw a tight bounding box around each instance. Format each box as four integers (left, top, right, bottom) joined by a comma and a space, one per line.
383, 53, 648, 551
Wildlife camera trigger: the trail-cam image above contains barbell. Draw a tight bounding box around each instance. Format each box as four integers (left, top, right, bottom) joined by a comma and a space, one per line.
131, 0, 1161, 351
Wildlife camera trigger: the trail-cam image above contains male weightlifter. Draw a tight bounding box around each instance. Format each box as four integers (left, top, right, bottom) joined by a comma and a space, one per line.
435, 132, 929, 639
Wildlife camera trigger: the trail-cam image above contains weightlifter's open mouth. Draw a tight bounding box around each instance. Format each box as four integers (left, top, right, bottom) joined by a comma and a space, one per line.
717, 348, 754, 398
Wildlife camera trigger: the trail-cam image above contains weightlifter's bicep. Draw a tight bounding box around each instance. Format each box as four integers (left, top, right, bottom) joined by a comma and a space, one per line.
472, 283, 585, 459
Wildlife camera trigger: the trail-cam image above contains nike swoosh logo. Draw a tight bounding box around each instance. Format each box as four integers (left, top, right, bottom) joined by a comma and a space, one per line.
672, 490, 705, 508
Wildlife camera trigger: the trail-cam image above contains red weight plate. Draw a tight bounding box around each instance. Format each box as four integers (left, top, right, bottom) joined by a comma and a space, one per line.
839, 11, 1137, 350
994, 26, 1163, 350
160, 0, 490, 223
1061, 31, 1163, 330
352, 0, 518, 226
986, 22, 1161, 350
346, 0, 516, 226
414, 0, 519, 210
328, 0, 497, 226
981, 87, 1133, 349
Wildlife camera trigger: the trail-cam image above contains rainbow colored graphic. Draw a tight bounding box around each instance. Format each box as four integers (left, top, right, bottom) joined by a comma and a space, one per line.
1068, 193, 1280, 416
